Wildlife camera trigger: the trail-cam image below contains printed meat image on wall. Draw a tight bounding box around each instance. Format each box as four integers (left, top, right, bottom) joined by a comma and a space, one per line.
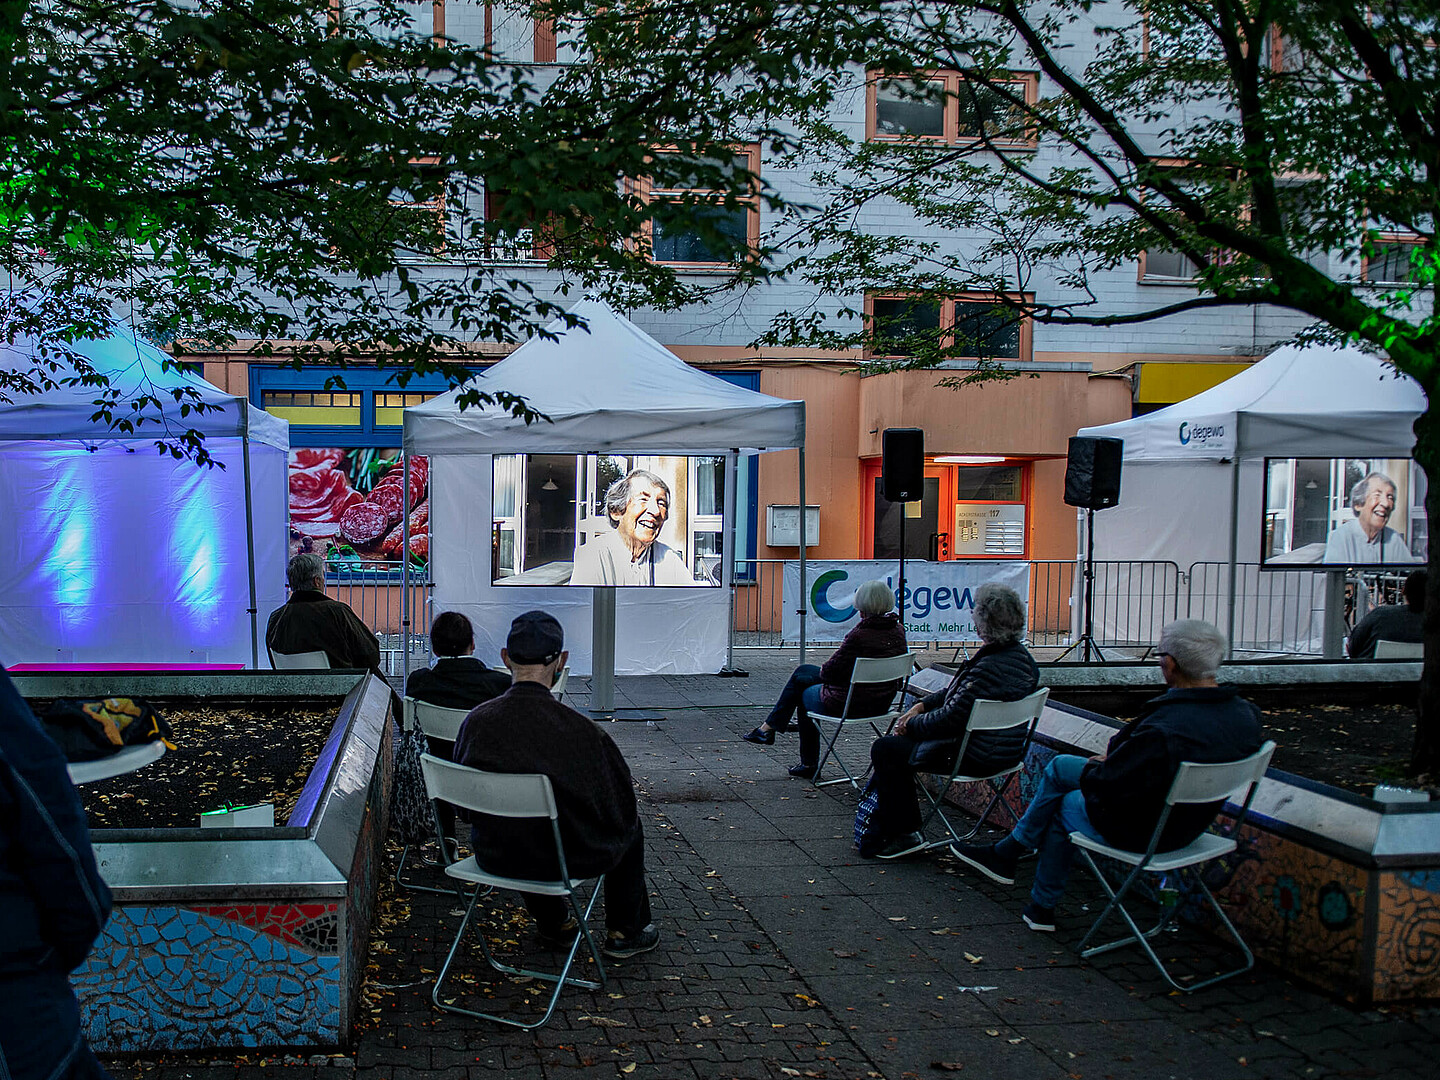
287, 449, 429, 571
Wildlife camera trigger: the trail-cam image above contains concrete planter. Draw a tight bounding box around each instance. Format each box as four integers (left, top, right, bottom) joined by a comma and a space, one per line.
14, 671, 394, 1051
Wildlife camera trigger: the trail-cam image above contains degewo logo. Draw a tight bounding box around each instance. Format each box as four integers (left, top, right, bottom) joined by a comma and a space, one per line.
810, 570, 856, 623
1178, 420, 1226, 447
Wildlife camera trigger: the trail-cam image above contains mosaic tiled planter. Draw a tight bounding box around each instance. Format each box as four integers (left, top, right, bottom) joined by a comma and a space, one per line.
13, 671, 394, 1051
939, 687, 1440, 1002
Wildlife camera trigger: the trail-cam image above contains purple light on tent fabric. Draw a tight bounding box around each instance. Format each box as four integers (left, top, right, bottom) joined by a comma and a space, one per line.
39, 449, 98, 612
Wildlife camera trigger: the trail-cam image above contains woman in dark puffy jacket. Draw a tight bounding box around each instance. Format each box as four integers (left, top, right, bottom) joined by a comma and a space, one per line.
743, 579, 907, 779
864, 583, 1038, 860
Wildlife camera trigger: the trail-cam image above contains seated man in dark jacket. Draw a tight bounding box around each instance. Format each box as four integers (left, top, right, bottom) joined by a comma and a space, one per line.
953, 619, 1262, 933
0, 669, 114, 1079
452, 611, 660, 960
866, 583, 1039, 860
406, 611, 511, 857
266, 552, 385, 677
1347, 569, 1426, 659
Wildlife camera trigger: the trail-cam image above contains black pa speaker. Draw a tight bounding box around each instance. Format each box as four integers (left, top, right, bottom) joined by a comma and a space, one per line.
882, 428, 925, 502
1064, 436, 1123, 509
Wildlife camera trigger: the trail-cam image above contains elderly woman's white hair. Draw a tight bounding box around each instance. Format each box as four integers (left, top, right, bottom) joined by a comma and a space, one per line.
853, 579, 896, 616
1158, 619, 1227, 681
974, 583, 1026, 644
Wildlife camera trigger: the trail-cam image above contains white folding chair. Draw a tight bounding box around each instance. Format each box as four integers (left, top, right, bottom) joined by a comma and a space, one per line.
550, 665, 570, 701
1071, 740, 1276, 993
808, 652, 915, 790
915, 687, 1050, 851
419, 755, 608, 1029
394, 698, 473, 895
1374, 639, 1423, 659
270, 649, 330, 669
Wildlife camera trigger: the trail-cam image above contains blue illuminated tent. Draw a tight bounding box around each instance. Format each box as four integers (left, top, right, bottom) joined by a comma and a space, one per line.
0, 325, 289, 668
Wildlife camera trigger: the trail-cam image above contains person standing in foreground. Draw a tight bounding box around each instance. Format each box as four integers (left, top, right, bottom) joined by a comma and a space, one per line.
952, 619, 1262, 932
0, 669, 113, 1078
451, 611, 660, 959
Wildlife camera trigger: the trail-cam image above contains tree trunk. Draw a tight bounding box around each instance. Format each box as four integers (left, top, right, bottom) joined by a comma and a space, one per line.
1411, 404, 1440, 777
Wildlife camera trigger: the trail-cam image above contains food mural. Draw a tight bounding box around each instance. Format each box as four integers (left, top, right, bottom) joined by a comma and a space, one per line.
287, 449, 429, 571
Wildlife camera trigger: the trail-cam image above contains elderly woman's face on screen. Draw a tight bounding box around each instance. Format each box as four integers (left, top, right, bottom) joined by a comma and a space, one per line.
616, 479, 670, 548
1358, 478, 1397, 538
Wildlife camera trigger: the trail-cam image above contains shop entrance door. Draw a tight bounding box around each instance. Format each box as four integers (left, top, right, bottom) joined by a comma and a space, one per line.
872, 476, 942, 560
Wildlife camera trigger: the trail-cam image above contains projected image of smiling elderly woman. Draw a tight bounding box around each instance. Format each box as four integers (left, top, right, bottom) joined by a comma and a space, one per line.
571, 468, 695, 586
1323, 471, 1423, 565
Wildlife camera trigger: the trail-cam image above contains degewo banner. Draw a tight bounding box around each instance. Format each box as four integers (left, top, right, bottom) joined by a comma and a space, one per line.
782, 561, 1031, 643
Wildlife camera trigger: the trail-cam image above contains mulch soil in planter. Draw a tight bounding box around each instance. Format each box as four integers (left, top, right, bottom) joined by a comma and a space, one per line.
58, 702, 339, 830
1116, 700, 1426, 797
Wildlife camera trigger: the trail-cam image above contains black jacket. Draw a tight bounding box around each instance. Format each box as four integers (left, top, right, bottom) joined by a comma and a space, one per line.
405, 657, 511, 712
1082, 686, 1263, 853
265, 590, 383, 676
1346, 603, 1423, 659
817, 613, 909, 715
905, 640, 1040, 774
452, 682, 640, 880
0, 670, 112, 976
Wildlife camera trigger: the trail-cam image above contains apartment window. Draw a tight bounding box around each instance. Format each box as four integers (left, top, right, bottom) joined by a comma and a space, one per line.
868, 71, 1038, 147
867, 294, 1029, 360
483, 186, 547, 262
1363, 235, 1427, 284
1137, 161, 1232, 282
387, 157, 446, 253
638, 146, 760, 267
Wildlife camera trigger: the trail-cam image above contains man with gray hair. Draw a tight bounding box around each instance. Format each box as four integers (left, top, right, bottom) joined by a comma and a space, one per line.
953, 618, 1261, 932
265, 552, 385, 676
1323, 471, 1421, 565
571, 468, 693, 586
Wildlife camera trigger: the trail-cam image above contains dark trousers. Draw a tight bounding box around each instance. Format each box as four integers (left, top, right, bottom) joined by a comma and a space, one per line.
766, 665, 826, 765
523, 824, 652, 935
869, 735, 923, 837
0, 971, 112, 1080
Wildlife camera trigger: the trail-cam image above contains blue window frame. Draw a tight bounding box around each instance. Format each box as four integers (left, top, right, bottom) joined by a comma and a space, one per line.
249, 366, 470, 447
712, 371, 762, 582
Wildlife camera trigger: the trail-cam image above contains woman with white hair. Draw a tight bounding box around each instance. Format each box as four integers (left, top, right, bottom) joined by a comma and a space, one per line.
743, 579, 907, 779
864, 582, 1039, 860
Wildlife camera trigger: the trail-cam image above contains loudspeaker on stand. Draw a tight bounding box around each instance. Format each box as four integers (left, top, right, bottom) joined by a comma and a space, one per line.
1064, 436, 1123, 509
882, 428, 925, 502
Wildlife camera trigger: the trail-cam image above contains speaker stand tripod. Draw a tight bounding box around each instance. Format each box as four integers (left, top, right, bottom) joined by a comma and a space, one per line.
1057, 506, 1106, 663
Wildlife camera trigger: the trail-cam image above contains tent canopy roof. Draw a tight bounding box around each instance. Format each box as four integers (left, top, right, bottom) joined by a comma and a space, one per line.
1079, 342, 1426, 462
403, 300, 805, 455
0, 324, 288, 451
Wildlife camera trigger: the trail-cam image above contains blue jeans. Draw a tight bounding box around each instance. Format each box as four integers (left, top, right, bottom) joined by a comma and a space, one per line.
764, 665, 826, 765
1008, 754, 1106, 909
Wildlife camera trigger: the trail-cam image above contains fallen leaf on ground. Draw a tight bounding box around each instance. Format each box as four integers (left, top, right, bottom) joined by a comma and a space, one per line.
930, 1064, 964, 1073
963, 952, 983, 964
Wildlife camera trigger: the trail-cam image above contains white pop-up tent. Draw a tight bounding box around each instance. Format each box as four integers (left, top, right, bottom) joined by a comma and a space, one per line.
1076, 341, 1427, 652
403, 300, 806, 681
0, 325, 289, 668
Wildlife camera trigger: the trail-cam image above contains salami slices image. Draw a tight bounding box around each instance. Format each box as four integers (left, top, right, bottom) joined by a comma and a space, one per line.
380, 502, 429, 555
367, 483, 406, 526
340, 502, 391, 547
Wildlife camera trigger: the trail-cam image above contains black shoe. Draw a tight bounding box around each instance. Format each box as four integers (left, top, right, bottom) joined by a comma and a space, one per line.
535, 916, 579, 950
949, 842, 1018, 885
743, 727, 776, 745
788, 763, 817, 779
602, 923, 661, 959
875, 832, 928, 859
1022, 902, 1056, 932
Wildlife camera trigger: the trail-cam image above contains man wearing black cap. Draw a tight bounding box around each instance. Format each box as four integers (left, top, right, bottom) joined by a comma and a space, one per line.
451, 610, 660, 959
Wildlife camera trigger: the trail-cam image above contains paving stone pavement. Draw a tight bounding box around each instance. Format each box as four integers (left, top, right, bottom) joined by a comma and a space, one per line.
105, 650, 1440, 1080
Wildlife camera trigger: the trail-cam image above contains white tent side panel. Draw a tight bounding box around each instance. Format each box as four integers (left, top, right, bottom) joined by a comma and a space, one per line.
430, 456, 726, 675
0, 438, 288, 666
248, 442, 290, 666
